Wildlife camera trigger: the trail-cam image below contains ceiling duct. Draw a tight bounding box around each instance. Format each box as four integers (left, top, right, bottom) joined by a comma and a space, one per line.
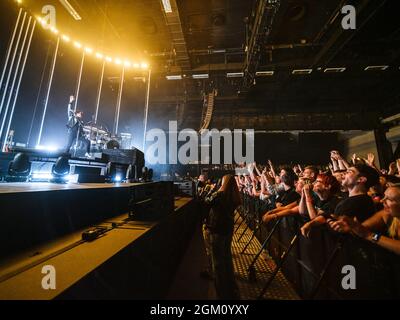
161, 0, 191, 71
242, 0, 280, 89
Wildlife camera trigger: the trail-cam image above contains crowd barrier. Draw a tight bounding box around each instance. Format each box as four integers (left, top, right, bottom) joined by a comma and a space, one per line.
237, 193, 400, 299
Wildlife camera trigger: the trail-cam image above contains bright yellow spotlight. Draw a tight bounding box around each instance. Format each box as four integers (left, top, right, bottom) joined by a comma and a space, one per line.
16, 0, 22, 4
133, 63, 140, 68
85, 47, 93, 54
96, 52, 104, 59
50, 27, 59, 34
74, 41, 82, 49
62, 35, 70, 42
115, 58, 122, 65
124, 61, 132, 68
105, 56, 112, 63
141, 62, 149, 69
36, 17, 43, 23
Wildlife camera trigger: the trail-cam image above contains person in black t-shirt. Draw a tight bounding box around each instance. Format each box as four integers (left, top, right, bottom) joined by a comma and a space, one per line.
275, 167, 301, 207
301, 164, 379, 238
262, 167, 300, 223
204, 174, 241, 299
332, 193, 375, 222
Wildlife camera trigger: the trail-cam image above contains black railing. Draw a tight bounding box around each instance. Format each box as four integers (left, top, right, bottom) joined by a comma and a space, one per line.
237, 193, 400, 299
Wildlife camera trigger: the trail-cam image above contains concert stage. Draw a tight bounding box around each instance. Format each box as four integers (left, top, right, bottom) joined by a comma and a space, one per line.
0, 180, 200, 299
0, 147, 145, 183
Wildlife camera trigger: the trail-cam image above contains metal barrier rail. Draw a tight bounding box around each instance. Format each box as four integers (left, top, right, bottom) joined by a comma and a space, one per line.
236, 193, 400, 299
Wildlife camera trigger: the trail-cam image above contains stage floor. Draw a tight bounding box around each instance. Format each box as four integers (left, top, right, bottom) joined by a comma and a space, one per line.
0, 196, 193, 299
0, 181, 146, 194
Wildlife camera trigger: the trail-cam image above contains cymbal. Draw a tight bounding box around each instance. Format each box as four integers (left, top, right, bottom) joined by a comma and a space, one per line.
83, 125, 108, 135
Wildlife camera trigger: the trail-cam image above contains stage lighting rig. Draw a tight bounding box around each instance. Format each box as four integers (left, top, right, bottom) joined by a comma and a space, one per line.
106, 162, 127, 183
51, 155, 70, 183
6, 153, 31, 182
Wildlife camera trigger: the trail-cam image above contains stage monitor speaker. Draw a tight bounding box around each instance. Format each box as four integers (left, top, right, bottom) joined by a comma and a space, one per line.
174, 181, 196, 197
102, 148, 144, 178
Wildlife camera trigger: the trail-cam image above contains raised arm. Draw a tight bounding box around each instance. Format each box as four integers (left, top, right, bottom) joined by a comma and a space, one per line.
366, 153, 381, 172
68, 95, 75, 117
298, 187, 307, 215
268, 159, 276, 178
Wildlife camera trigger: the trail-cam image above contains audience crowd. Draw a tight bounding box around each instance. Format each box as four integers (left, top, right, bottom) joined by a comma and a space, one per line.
197, 151, 400, 257
195, 150, 400, 299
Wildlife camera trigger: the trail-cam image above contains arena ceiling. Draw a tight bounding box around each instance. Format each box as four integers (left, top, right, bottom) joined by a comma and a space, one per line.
2, 0, 400, 130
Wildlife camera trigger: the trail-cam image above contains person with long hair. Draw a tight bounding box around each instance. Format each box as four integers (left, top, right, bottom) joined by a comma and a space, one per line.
204, 174, 242, 299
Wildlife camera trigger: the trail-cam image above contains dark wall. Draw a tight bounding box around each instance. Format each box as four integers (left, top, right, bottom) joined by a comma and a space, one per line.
254, 132, 344, 165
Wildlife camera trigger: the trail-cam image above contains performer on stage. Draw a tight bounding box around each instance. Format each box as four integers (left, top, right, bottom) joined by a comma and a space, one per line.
65, 95, 91, 157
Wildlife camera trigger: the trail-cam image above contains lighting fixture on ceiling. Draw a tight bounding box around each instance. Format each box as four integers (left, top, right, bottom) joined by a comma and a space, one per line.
256, 71, 274, 76
364, 65, 389, 71
292, 69, 312, 75
35, 10, 151, 70
62, 35, 70, 42
192, 74, 209, 79
323, 67, 346, 73
226, 72, 244, 78
161, 0, 172, 13
212, 49, 226, 54
166, 75, 182, 80
59, 0, 82, 20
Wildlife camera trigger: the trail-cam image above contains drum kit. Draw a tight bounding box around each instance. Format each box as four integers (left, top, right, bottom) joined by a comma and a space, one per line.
82, 123, 129, 151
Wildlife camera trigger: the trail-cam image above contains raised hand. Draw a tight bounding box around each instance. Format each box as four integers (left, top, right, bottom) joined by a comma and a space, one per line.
366, 153, 375, 166
303, 183, 312, 194
330, 150, 340, 160
351, 153, 357, 164
69, 95, 75, 103
389, 162, 397, 175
